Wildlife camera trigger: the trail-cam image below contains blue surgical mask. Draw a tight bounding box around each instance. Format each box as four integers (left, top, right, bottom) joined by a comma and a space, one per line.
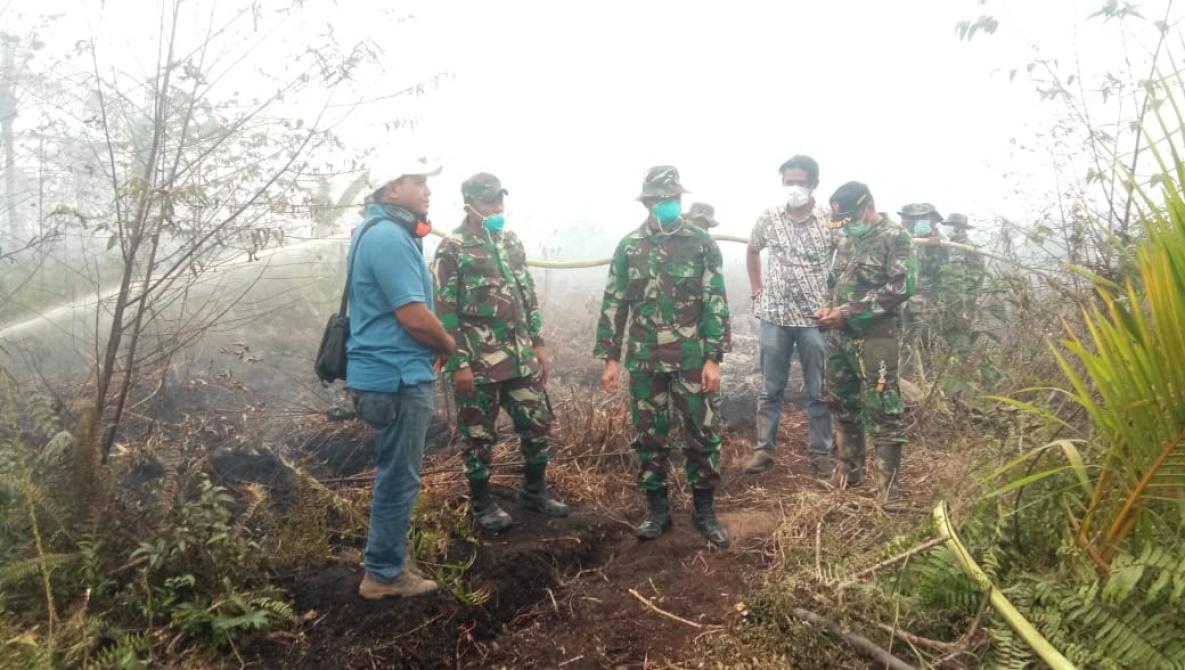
844, 219, 870, 237
482, 213, 505, 232
652, 199, 682, 226
912, 219, 932, 237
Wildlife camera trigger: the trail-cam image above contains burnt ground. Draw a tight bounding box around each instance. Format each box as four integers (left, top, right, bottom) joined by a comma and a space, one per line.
239, 406, 943, 669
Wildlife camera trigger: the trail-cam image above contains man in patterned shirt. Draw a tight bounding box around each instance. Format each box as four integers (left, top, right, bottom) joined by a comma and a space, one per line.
744, 155, 837, 477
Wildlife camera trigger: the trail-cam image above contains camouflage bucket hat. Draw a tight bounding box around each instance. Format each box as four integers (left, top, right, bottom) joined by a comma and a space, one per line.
461, 172, 509, 201
636, 165, 689, 201
686, 202, 720, 228
941, 212, 974, 229
898, 202, 942, 219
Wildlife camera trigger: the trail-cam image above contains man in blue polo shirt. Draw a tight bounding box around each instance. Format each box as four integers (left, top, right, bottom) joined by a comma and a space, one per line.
348, 155, 457, 600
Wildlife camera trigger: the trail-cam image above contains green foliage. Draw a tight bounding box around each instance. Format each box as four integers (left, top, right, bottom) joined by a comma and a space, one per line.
1103, 543, 1185, 606
0, 422, 299, 663
920, 68, 1185, 667
1037, 579, 1184, 668
975, 566, 1185, 670
409, 488, 488, 606
169, 579, 296, 650
1051, 203, 1185, 562
1009, 78, 1185, 566
130, 477, 260, 584
955, 15, 999, 41
431, 551, 490, 607
89, 633, 151, 670
410, 487, 477, 559
0, 607, 50, 670
274, 477, 331, 566
900, 546, 982, 611
0, 553, 73, 591
982, 618, 1036, 670
894, 472, 1185, 668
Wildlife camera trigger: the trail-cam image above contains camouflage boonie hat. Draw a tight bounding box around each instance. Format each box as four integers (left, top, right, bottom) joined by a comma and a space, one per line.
461, 172, 509, 201
898, 202, 942, 219
686, 202, 720, 228
636, 165, 689, 201
941, 212, 974, 229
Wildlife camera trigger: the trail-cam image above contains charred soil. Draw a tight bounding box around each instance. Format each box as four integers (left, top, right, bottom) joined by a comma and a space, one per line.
245, 409, 922, 669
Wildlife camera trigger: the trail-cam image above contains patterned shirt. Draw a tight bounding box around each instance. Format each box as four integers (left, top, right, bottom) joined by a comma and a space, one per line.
749, 203, 837, 327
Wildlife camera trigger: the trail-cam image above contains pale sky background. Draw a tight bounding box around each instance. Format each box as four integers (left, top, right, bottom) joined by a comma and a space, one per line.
9, 0, 1180, 256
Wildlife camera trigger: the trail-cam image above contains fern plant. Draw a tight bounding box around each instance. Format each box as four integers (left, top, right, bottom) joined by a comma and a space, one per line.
170, 579, 296, 650
1028, 575, 1185, 669
89, 633, 151, 670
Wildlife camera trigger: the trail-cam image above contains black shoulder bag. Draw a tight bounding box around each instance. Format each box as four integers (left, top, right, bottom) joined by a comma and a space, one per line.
315, 217, 384, 384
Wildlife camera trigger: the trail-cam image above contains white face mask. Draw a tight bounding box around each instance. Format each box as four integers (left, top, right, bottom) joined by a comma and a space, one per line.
785, 185, 812, 209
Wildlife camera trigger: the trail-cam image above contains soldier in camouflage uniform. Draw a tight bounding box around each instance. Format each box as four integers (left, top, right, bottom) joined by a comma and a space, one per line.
686, 202, 720, 230
815, 182, 917, 500
938, 213, 986, 352
594, 166, 732, 547
898, 202, 949, 353
434, 173, 569, 532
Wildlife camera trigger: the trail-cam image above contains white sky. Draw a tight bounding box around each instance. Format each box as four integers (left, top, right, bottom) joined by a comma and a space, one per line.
9, 0, 1180, 255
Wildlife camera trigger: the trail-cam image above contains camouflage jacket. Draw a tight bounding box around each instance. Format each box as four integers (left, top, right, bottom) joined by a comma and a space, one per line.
594, 219, 731, 372
939, 243, 987, 316
945, 243, 986, 288
433, 222, 544, 385
914, 234, 949, 299
829, 216, 917, 336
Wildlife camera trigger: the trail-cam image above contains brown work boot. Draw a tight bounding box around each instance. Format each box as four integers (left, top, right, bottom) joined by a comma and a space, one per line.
358, 571, 438, 601
742, 449, 775, 474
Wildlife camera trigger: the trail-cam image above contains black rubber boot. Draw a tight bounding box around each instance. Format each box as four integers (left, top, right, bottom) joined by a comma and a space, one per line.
468, 478, 513, 532
691, 488, 729, 547
833, 427, 866, 488
809, 454, 835, 480
519, 461, 570, 517
875, 443, 903, 502
635, 487, 672, 540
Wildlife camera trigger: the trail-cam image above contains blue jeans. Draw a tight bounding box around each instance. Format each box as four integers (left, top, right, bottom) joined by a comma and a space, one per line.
755, 321, 833, 458
352, 382, 434, 582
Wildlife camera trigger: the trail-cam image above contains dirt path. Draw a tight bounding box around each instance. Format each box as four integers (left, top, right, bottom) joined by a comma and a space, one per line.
252, 412, 863, 669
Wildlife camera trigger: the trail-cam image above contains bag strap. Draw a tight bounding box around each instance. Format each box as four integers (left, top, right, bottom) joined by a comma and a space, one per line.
487, 230, 533, 320
339, 216, 386, 316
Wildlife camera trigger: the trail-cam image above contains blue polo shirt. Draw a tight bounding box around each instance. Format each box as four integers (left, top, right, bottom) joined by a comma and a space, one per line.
345, 205, 436, 392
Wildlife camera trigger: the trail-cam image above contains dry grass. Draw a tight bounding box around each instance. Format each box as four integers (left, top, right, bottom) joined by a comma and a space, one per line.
90, 376, 998, 668
692, 411, 994, 668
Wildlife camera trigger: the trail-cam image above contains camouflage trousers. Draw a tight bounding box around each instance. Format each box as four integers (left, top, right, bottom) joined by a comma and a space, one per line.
628, 368, 722, 491
456, 375, 551, 482
826, 322, 907, 474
